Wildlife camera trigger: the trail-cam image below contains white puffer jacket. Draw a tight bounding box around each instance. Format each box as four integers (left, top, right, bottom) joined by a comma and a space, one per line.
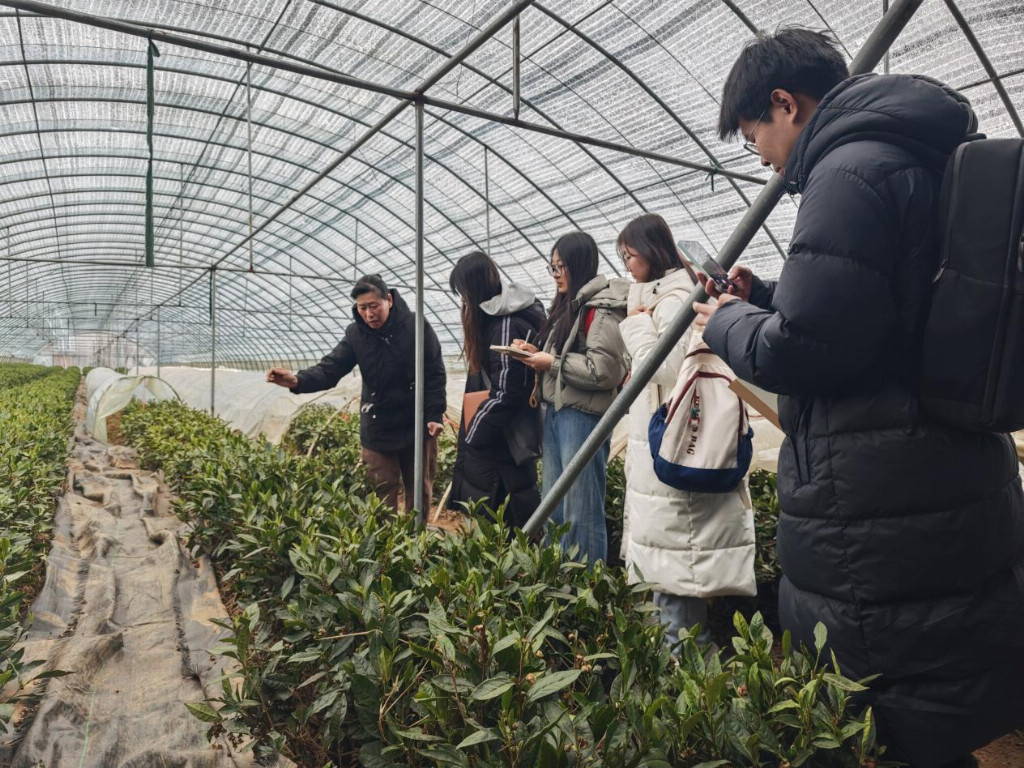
619, 268, 756, 598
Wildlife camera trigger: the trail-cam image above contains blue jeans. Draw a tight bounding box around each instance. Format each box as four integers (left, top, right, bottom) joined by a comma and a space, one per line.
542, 404, 608, 564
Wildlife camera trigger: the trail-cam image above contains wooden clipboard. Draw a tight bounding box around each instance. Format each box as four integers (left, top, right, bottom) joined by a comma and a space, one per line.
729, 379, 782, 431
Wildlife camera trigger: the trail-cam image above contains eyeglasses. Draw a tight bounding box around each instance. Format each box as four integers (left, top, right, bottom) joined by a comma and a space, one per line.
548, 263, 565, 277
743, 108, 768, 156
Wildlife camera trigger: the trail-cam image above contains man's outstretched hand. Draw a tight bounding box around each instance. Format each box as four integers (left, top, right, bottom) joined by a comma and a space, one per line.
266, 368, 298, 388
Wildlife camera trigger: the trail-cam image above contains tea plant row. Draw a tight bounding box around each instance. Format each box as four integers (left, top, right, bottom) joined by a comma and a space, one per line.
122, 399, 888, 768
0, 363, 56, 391
0, 365, 80, 724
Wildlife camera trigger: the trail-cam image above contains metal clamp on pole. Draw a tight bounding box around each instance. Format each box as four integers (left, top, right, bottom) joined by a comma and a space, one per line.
523, 0, 927, 539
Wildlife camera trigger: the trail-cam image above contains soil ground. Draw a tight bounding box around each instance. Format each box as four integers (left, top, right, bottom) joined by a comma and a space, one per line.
976, 730, 1024, 766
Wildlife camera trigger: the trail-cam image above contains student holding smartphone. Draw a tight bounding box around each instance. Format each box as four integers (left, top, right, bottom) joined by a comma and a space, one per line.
619, 215, 756, 652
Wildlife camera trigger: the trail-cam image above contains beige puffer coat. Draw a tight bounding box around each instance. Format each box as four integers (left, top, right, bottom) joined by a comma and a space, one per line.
619, 268, 756, 598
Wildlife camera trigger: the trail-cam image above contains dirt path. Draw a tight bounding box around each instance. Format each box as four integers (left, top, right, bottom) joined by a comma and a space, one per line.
1, 396, 288, 768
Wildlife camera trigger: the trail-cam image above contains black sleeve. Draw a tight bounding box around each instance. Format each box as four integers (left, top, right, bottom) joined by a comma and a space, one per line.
424, 322, 447, 425
704, 167, 899, 395
464, 315, 534, 448
748, 275, 777, 309
292, 331, 358, 394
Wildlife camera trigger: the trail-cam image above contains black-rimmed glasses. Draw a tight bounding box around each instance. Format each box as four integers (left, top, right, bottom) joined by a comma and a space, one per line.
743, 108, 768, 156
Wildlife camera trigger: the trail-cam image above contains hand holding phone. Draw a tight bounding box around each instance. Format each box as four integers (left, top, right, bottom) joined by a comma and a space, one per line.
677, 239, 744, 296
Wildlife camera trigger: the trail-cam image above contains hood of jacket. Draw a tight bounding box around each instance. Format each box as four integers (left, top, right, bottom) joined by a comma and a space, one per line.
573, 275, 630, 312
480, 282, 538, 317
350, 288, 410, 333
627, 267, 696, 312
784, 73, 978, 193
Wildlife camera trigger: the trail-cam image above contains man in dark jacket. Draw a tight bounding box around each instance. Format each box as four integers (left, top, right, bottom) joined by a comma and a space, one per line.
267, 274, 446, 515
694, 29, 1024, 768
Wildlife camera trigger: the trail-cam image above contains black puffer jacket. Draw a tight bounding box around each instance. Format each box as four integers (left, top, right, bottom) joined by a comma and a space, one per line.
705, 74, 1024, 766
449, 283, 545, 528
291, 289, 446, 452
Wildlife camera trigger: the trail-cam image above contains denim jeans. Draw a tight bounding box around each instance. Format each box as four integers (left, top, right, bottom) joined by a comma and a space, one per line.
542, 404, 609, 564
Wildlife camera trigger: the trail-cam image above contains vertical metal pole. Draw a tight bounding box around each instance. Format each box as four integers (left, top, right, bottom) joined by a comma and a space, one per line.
354, 218, 359, 281
512, 14, 521, 120
209, 268, 217, 416
179, 163, 185, 304
523, 0, 928, 537
246, 55, 254, 272
135, 322, 140, 375
484, 146, 491, 253
413, 101, 426, 519
882, 0, 890, 74
156, 306, 161, 379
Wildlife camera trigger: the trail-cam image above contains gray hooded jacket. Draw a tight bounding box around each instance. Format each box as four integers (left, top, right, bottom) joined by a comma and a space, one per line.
541, 275, 629, 415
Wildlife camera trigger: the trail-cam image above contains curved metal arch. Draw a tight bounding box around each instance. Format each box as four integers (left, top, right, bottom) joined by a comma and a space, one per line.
3, 210, 466, 350
306, 0, 645, 271
417, 0, 772, 262
0, 0, 794, 359
0, 173, 467, 331
0, 159, 492, 328
0, 90, 548, 290
422, 3, 769, 264
0, 258, 357, 360
0, 25, 764, 281
6, 12, 654, 275
0, 178, 469, 339
941, 0, 1024, 136
533, 3, 787, 261
0, 83, 551, 276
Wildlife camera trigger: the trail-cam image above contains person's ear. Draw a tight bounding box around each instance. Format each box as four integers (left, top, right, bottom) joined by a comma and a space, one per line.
770, 88, 798, 120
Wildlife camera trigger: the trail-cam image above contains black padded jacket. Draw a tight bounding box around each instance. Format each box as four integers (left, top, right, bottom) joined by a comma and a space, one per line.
704, 74, 1024, 766
291, 289, 446, 452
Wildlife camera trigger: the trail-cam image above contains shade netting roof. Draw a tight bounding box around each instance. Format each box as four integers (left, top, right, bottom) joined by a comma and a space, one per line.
0, 0, 1021, 366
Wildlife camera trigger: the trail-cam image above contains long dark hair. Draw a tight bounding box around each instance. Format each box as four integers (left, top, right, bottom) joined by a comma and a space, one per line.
449, 251, 502, 374
539, 231, 599, 352
616, 213, 690, 282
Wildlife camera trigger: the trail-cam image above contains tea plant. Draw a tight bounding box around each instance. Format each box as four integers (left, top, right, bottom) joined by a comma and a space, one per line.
749, 470, 781, 587
282, 403, 458, 507
0, 366, 80, 724
123, 400, 891, 768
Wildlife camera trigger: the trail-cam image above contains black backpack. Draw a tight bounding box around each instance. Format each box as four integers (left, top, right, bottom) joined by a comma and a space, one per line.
919, 138, 1024, 432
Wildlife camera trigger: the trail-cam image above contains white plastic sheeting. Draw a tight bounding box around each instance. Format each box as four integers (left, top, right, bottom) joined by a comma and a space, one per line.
84, 367, 178, 443
140, 366, 469, 444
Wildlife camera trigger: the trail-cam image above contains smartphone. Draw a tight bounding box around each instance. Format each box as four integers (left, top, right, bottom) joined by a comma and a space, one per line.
677, 239, 732, 293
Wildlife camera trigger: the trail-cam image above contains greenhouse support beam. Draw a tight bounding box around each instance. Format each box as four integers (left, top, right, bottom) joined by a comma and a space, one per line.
209, 268, 216, 416
941, 0, 1024, 137
523, 0, 927, 539
0, 0, 766, 188
413, 102, 426, 519
156, 306, 161, 379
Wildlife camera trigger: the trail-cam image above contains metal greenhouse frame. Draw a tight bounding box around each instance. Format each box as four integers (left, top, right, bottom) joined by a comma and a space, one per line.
1, 0, 1022, 514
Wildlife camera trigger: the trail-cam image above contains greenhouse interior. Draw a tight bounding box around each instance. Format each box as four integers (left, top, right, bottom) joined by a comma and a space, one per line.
2, 0, 1024, 766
